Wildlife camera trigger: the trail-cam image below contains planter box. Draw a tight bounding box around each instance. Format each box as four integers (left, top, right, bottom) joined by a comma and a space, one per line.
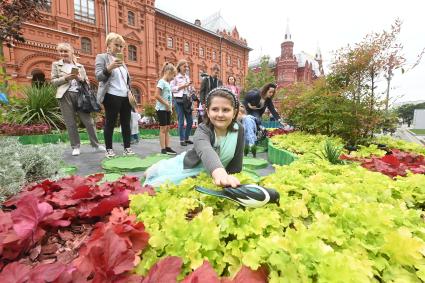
16, 128, 196, 145
268, 140, 298, 165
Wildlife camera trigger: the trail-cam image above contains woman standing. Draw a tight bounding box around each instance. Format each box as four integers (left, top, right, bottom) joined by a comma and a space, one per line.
170, 59, 194, 146
243, 82, 281, 121
226, 75, 240, 98
95, 32, 135, 158
51, 42, 105, 156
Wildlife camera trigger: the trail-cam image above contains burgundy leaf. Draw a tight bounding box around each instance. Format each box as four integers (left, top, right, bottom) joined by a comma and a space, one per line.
142, 256, 183, 283
0, 262, 31, 283
181, 261, 220, 283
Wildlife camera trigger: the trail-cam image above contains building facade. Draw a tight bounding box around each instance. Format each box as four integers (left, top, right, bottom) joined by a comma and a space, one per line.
3, 0, 251, 105
250, 25, 324, 89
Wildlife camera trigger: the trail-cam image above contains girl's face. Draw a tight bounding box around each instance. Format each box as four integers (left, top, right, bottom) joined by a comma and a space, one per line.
179, 63, 189, 74
266, 87, 276, 98
206, 96, 236, 132
108, 39, 124, 55
228, 77, 235, 85
58, 47, 73, 62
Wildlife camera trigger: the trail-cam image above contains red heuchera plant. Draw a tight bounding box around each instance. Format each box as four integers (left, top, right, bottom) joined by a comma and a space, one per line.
341, 149, 425, 177
0, 174, 153, 263
0, 123, 51, 136
1, 174, 267, 282
266, 128, 294, 138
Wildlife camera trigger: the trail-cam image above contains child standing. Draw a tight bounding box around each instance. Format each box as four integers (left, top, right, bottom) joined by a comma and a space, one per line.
155, 62, 177, 155
130, 110, 141, 144
144, 87, 244, 188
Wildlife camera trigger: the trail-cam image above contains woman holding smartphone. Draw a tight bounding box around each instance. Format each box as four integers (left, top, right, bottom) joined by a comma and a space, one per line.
95, 32, 135, 158
170, 59, 194, 146
51, 42, 105, 156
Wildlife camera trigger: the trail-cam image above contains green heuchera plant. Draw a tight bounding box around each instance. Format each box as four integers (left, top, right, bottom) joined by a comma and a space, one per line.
347, 144, 387, 158
130, 158, 425, 282
374, 136, 425, 155
270, 132, 344, 156
0, 137, 65, 203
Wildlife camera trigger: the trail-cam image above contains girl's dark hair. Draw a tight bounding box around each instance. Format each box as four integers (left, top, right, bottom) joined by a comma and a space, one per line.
203, 87, 239, 132
260, 82, 277, 98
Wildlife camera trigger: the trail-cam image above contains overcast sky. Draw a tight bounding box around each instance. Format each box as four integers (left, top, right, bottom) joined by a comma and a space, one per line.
156, 0, 425, 103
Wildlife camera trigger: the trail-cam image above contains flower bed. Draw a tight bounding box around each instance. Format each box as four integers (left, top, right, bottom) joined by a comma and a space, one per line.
0, 123, 52, 135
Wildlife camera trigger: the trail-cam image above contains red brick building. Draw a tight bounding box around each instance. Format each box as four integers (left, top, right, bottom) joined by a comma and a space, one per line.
250, 24, 324, 88
3, 0, 251, 106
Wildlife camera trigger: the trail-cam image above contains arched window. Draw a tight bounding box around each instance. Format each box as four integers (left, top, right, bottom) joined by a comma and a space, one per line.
238, 58, 241, 68
131, 87, 142, 104
128, 45, 137, 61
31, 70, 45, 87
227, 56, 231, 66
167, 37, 173, 48
212, 51, 216, 61
184, 42, 190, 53
81, 37, 92, 54
128, 11, 135, 26
199, 47, 204, 57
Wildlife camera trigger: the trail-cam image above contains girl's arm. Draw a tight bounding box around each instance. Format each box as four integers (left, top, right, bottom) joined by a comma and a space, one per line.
154, 87, 170, 110
265, 98, 281, 120
194, 125, 241, 187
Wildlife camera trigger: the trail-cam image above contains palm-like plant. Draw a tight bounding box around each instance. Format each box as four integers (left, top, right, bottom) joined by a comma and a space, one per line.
13, 84, 64, 130
315, 140, 346, 165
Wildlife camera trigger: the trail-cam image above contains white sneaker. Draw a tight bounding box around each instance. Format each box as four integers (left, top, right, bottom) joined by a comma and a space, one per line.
105, 149, 116, 158
72, 148, 80, 156
93, 145, 106, 152
123, 148, 136, 156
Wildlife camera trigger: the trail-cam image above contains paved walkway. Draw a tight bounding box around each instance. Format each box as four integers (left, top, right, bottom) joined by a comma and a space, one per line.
394, 125, 425, 145
63, 136, 275, 179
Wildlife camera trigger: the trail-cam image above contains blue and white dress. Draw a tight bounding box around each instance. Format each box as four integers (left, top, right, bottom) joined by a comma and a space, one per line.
144, 124, 239, 187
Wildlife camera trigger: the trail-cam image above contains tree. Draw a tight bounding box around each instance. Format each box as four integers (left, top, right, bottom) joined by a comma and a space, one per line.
244, 56, 275, 94
0, 0, 49, 79
396, 102, 425, 127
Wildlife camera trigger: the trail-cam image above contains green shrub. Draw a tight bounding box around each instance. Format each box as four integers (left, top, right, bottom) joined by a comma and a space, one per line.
10, 84, 64, 130
0, 137, 65, 203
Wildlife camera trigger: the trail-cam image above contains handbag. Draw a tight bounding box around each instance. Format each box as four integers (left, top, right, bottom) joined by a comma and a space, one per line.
77, 81, 101, 113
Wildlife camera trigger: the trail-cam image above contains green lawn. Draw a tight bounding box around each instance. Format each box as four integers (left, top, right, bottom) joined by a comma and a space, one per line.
411, 129, 425, 135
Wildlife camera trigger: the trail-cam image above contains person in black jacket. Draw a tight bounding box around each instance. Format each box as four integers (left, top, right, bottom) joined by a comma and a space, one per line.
243, 82, 281, 121
199, 64, 223, 105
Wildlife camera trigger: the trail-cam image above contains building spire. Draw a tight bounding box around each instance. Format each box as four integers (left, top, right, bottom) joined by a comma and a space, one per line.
284, 18, 292, 42
315, 42, 322, 60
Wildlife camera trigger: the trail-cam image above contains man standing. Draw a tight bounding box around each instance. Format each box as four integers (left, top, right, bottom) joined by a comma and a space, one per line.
199, 64, 222, 105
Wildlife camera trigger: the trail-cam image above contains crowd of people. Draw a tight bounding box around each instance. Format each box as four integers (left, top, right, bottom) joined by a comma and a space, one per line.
52, 32, 285, 188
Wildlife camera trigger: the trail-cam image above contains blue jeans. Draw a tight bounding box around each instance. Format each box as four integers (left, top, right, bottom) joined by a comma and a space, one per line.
175, 103, 193, 141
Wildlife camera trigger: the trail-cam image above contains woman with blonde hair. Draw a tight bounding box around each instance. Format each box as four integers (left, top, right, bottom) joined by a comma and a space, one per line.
95, 32, 135, 158
170, 59, 194, 146
51, 42, 105, 156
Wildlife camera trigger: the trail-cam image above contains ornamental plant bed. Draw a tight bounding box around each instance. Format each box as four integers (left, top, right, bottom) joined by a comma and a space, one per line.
267, 140, 298, 166
129, 162, 425, 282
0, 123, 52, 136
341, 149, 425, 178
0, 174, 267, 282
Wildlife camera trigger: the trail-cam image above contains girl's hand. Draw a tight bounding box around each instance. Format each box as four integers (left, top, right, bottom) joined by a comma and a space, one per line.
212, 168, 240, 188
165, 103, 171, 111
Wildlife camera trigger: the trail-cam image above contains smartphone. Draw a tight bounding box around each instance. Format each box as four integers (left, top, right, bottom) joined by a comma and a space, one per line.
115, 53, 123, 61
71, 67, 79, 75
